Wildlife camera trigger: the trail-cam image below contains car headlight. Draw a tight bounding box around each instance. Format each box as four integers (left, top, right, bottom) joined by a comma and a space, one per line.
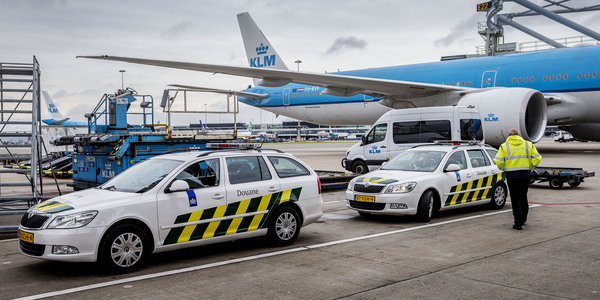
47, 211, 98, 229
385, 182, 416, 194
347, 181, 355, 191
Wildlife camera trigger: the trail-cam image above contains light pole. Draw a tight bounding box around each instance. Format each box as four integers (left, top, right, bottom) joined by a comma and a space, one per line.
204, 103, 208, 124
119, 70, 126, 89
294, 59, 302, 71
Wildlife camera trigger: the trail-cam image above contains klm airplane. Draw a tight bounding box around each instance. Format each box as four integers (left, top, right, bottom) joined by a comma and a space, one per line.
42, 91, 88, 126
80, 12, 600, 145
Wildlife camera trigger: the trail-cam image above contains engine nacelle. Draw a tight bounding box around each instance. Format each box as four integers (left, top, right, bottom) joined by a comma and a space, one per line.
566, 123, 600, 141
457, 88, 547, 146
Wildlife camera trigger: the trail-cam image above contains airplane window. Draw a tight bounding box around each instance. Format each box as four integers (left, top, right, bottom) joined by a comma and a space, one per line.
467, 81, 470, 86
512, 78, 516, 83
593, 72, 597, 78
578, 73, 582, 79
461, 81, 465, 86
456, 82, 460, 86
550, 75, 554, 81
524, 77, 528, 82
544, 75, 548, 81
585, 72, 590, 79
530, 76, 535, 82
564, 74, 568, 80
557, 74, 561, 80
518, 77, 522, 83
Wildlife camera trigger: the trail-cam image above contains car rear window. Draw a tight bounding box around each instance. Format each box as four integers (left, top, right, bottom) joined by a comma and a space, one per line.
268, 156, 311, 178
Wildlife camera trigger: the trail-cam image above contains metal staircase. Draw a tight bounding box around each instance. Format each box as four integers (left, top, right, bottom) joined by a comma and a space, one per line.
0, 57, 43, 232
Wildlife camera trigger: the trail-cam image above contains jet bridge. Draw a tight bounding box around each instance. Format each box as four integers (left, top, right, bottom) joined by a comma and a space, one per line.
477, 0, 600, 56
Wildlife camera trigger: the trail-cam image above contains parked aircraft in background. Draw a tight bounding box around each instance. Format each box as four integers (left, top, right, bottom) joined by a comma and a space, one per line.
42, 91, 87, 126
80, 12, 600, 145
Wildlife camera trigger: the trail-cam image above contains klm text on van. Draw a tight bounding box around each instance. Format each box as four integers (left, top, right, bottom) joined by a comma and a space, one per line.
369, 146, 381, 154
484, 113, 499, 122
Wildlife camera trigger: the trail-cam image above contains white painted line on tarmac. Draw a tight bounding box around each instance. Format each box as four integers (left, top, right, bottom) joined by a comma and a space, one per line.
16, 205, 539, 300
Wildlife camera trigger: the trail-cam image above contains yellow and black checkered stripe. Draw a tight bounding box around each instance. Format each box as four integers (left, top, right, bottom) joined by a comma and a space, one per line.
31, 200, 74, 214
164, 187, 302, 245
355, 177, 398, 185
444, 173, 504, 206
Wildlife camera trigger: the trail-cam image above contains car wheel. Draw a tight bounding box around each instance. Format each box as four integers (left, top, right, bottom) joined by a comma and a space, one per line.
416, 190, 434, 222
489, 183, 507, 209
99, 224, 149, 273
352, 161, 368, 174
268, 206, 301, 246
549, 178, 564, 189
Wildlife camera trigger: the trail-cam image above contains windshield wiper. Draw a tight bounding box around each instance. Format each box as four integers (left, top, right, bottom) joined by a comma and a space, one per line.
104, 185, 117, 191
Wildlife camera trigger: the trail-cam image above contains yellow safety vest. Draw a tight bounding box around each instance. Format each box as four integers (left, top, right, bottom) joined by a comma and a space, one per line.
494, 135, 542, 172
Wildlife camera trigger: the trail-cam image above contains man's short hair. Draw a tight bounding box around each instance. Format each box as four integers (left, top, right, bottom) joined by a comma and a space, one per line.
509, 128, 519, 136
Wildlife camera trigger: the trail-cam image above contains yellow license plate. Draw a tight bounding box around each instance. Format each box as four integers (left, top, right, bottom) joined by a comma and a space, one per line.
355, 195, 375, 202
19, 230, 33, 243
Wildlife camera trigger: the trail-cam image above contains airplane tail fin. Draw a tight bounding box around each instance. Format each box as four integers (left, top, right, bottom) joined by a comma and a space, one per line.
42, 91, 64, 119
237, 12, 288, 86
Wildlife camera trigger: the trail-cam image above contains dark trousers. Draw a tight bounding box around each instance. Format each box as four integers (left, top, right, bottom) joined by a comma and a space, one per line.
506, 176, 530, 226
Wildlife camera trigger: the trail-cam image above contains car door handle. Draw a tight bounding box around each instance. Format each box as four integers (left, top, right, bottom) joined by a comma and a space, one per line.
380, 146, 387, 148
268, 186, 278, 192
212, 194, 225, 200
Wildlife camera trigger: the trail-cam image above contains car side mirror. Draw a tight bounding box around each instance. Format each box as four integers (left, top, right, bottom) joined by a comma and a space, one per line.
166, 179, 190, 193
381, 161, 388, 167
444, 164, 460, 172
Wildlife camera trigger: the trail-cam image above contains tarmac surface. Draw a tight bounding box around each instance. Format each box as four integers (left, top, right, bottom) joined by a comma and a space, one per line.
0, 139, 598, 299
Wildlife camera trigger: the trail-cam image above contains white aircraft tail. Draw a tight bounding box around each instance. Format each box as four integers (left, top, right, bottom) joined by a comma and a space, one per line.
42, 91, 64, 120
237, 12, 288, 86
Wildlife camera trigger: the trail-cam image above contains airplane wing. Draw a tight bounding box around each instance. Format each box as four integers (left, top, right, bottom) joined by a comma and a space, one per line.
168, 84, 268, 99
78, 55, 471, 100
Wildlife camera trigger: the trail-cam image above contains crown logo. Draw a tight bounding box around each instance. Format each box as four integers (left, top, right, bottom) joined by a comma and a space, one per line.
488, 113, 495, 117
256, 43, 269, 55
372, 146, 378, 149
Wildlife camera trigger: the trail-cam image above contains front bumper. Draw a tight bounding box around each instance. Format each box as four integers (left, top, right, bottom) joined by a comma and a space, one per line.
345, 189, 420, 215
18, 226, 106, 262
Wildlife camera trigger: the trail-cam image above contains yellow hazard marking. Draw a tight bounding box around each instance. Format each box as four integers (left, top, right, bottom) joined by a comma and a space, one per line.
450, 184, 463, 205
248, 194, 271, 231
177, 210, 203, 243
460, 180, 474, 204
202, 205, 228, 239
280, 189, 291, 204
480, 175, 494, 199
226, 199, 251, 235
36, 203, 65, 212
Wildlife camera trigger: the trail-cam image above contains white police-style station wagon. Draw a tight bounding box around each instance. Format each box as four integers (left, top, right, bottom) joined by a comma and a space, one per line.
19, 144, 323, 272
346, 142, 507, 222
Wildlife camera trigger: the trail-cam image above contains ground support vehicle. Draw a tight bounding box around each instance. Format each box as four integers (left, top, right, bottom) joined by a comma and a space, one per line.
18, 144, 323, 273
342, 106, 483, 174
51, 89, 235, 190
346, 142, 507, 222
530, 166, 595, 189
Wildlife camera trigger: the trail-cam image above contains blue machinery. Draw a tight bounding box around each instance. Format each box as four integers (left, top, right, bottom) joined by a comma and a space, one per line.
53, 88, 236, 190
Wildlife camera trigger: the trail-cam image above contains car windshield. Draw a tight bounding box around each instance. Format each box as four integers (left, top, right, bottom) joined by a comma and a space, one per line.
100, 158, 184, 193
382, 150, 446, 172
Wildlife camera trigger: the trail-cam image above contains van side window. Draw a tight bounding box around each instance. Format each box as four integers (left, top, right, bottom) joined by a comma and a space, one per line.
467, 150, 491, 168
392, 120, 451, 143
460, 119, 483, 140
365, 123, 387, 144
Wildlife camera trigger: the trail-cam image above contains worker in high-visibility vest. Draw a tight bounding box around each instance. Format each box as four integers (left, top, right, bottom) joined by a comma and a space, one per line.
494, 128, 542, 230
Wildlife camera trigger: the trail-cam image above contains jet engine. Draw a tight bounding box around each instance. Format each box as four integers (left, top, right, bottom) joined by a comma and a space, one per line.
457, 88, 547, 146
565, 123, 600, 141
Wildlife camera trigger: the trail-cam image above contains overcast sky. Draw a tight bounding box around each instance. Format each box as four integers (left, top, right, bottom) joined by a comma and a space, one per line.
2, 0, 599, 126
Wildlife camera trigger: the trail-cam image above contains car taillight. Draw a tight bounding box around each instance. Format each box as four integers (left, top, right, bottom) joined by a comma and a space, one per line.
317, 177, 322, 194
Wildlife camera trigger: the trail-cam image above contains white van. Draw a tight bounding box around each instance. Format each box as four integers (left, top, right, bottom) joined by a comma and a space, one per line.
342, 106, 483, 174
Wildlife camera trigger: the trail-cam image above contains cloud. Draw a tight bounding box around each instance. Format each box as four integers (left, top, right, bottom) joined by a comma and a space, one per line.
325, 36, 367, 55
435, 15, 480, 47
160, 21, 195, 39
